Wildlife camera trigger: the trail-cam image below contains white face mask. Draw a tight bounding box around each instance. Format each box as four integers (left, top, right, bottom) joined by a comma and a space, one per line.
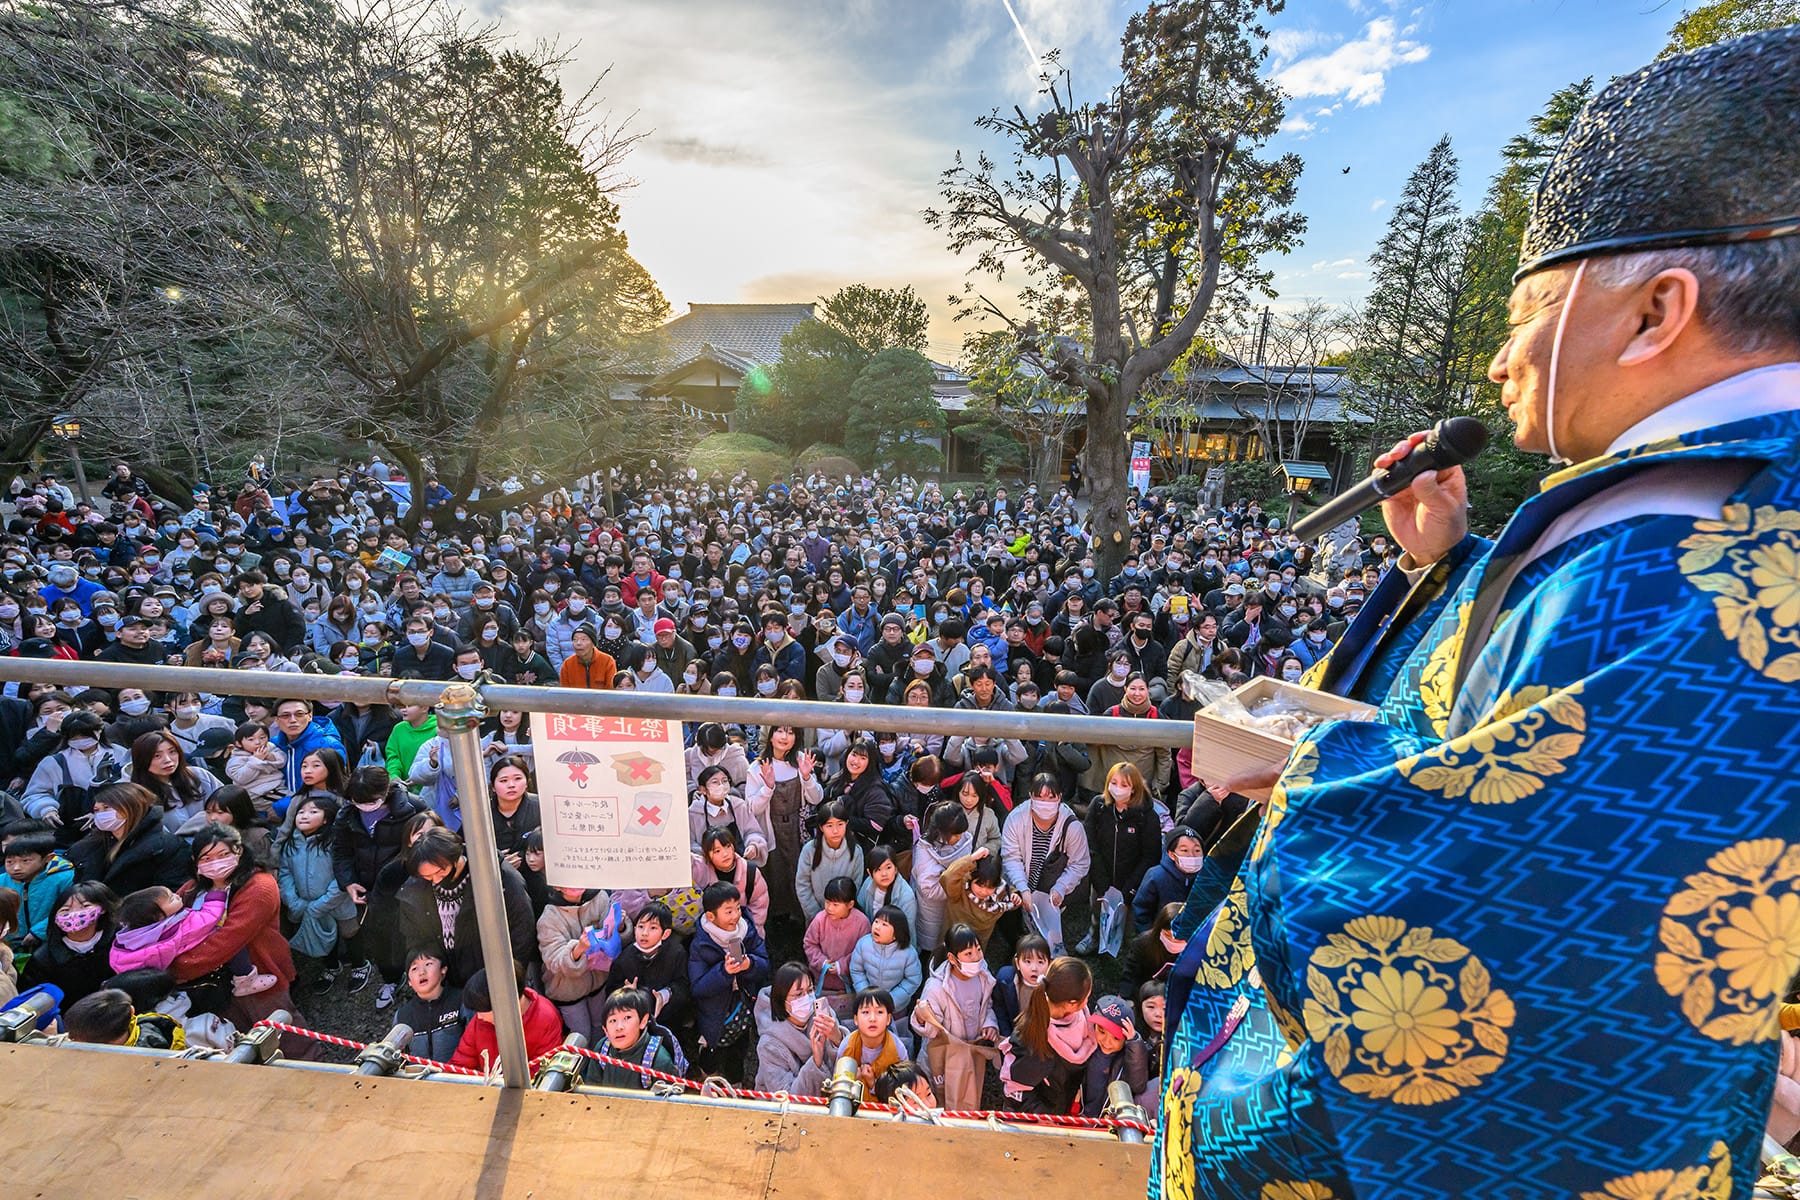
1109, 782, 1132, 800
174, 705, 200, 721
788, 993, 815, 1023
456, 663, 480, 680
1282, 665, 1304, 681
831, 650, 851, 668
534, 602, 551, 617
912, 658, 932, 675
1111, 664, 1129, 681
843, 686, 865, 703
68, 736, 100, 752
756, 679, 778, 696
1175, 854, 1205, 873
1030, 798, 1060, 820
408, 631, 430, 648
91, 807, 124, 832
717, 685, 737, 697
955, 957, 983, 977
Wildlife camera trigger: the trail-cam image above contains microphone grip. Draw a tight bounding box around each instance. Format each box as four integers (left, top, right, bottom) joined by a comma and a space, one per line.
1289, 420, 1483, 543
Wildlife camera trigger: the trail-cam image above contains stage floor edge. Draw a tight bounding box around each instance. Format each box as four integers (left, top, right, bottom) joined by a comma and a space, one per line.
0, 1043, 1151, 1198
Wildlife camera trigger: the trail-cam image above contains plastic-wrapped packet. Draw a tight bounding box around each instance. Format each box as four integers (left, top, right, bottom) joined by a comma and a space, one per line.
1207, 686, 1376, 741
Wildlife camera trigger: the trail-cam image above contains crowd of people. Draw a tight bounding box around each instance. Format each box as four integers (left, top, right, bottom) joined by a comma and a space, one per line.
0, 455, 1390, 1110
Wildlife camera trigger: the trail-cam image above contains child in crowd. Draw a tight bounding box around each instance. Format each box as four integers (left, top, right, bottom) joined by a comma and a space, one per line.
108, 886, 276, 996
841, 987, 906, 1092
450, 966, 564, 1073
275, 794, 359, 986
795, 801, 864, 923
754, 960, 847, 1095
1082, 994, 1152, 1117
605, 902, 692, 1045
911, 923, 1000, 1109
394, 946, 465, 1064
991, 933, 1052, 1038
590, 986, 687, 1089
692, 827, 767, 934
1136, 979, 1168, 1118
907, 801, 973, 956
537, 886, 619, 1044
802, 876, 870, 1010
63, 987, 185, 1049
1, 821, 74, 962
940, 846, 1022, 951
518, 830, 548, 915
1119, 902, 1187, 1000
856, 845, 918, 933
688, 881, 769, 1082
224, 720, 287, 819
1132, 825, 1205, 928
1001, 956, 1095, 1114
872, 1060, 939, 1115
849, 905, 923, 1014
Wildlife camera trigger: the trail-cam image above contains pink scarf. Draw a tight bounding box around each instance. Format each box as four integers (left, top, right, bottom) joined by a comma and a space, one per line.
1047, 1011, 1096, 1064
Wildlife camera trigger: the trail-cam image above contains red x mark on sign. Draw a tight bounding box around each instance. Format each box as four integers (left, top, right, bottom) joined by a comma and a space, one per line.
636, 805, 662, 827
625, 759, 655, 782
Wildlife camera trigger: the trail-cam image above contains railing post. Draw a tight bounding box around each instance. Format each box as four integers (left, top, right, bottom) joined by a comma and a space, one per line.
436, 683, 531, 1089
354, 1023, 415, 1076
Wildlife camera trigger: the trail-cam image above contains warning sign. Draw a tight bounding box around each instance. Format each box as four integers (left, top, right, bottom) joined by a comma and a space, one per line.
529, 713, 689, 890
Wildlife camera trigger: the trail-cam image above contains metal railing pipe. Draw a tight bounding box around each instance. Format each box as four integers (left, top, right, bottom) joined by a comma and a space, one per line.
436, 683, 532, 1090
0, 660, 1192, 749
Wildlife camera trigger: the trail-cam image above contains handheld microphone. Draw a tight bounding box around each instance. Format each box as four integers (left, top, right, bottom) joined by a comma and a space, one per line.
1289, 416, 1489, 543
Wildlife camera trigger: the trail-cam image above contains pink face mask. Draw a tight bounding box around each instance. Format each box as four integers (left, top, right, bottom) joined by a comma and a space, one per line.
56, 906, 102, 933
197, 853, 241, 882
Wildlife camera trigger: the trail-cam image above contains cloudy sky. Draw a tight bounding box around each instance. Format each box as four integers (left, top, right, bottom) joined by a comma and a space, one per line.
478, 0, 1676, 361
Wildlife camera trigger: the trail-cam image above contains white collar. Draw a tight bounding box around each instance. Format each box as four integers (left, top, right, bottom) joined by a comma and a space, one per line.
1605, 363, 1800, 455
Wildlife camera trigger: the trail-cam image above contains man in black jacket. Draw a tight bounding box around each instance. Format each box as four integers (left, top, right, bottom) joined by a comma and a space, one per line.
400, 827, 536, 989
232, 570, 307, 652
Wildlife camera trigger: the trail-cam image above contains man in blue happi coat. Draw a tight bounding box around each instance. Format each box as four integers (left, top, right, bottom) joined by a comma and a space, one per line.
1159, 27, 1800, 1200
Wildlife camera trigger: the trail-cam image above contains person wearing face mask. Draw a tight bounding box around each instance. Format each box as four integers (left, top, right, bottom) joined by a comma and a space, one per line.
37, 560, 103, 616
539, 584, 593, 667
167, 824, 317, 1051
911, 923, 1002, 1109
65, 782, 190, 900
329, 766, 425, 998
20, 881, 120, 1009
999, 774, 1091, 921
753, 610, 805, 683
1074, 764, 1164, 956
273, 793, 360, 979
754, 960, 851, 1097
21, 712, 131, 840
687, 767, 769, 866
813, 634, 859, 703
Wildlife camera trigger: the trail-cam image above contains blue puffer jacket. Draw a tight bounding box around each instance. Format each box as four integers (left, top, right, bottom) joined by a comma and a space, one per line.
0, 852, 75, 950
276, 826, 357, 959
848, 934, 924, 1011
687, 918, 770, 1046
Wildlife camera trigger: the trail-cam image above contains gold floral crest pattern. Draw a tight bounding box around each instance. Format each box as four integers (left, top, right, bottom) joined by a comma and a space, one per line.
1655, 838, 1800, 1045
1198, 877, 1257, 990
1578, 1139, 1731, 1200
1416, 602, 1470, 738
1396, 683, 1586, 806
1302, 915, 1515, 1106
1261, 1184, 1339, 1200
1160, 1065, 1206, 1200
1679, 503, 1800, 681
1250, 740, 1317, 863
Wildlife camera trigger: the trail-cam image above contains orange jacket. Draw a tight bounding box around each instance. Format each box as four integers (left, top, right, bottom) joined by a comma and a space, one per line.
558, 650, 616, 690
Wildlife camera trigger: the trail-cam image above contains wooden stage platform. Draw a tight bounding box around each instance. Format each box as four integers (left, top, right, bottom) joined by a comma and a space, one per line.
0, 1043, 1151, 1199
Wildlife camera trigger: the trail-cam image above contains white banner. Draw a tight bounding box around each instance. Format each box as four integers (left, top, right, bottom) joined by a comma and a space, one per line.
1129, 440, 1153, 496
528, 712, 690, 890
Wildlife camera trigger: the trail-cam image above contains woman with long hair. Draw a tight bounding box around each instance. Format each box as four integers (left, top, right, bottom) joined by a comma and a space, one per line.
130, 729, 219, 833
66, 783, 191, 898
745, 724, 820, 924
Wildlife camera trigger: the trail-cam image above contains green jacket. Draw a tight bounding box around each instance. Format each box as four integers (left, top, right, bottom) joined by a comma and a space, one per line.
384, 716, 438, 783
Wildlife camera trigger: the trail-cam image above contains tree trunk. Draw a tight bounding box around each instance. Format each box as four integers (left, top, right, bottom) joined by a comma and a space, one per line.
1086, 387, 1132, 580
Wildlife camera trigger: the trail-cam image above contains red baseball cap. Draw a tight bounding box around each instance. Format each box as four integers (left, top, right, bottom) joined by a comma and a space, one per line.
652, 617, 676, 635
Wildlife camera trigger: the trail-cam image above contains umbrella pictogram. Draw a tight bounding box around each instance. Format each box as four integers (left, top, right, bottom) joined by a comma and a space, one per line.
555, 749, 602, 787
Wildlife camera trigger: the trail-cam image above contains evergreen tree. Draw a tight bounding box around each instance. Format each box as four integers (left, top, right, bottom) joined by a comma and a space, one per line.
844, 348, 944, 475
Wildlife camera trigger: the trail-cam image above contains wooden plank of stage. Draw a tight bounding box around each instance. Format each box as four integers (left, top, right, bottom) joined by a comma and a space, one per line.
0, 1044, 1151, 1199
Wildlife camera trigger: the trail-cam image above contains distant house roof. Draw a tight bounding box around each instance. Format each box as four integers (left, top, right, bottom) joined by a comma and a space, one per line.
935, 362, 1370, 424
617, 303, 818, 378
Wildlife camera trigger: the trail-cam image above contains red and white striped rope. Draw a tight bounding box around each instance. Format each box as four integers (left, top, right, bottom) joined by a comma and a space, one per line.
252, 1022, 1153, 1135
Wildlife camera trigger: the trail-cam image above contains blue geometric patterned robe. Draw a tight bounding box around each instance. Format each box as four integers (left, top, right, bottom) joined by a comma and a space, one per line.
1157, 395, 1800, 1200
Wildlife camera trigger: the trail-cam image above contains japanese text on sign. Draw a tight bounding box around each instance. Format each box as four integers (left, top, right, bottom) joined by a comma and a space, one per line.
529, 711, 688, 890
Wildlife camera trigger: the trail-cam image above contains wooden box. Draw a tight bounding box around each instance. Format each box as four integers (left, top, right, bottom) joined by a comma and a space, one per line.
1190, 676, 1378, 799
